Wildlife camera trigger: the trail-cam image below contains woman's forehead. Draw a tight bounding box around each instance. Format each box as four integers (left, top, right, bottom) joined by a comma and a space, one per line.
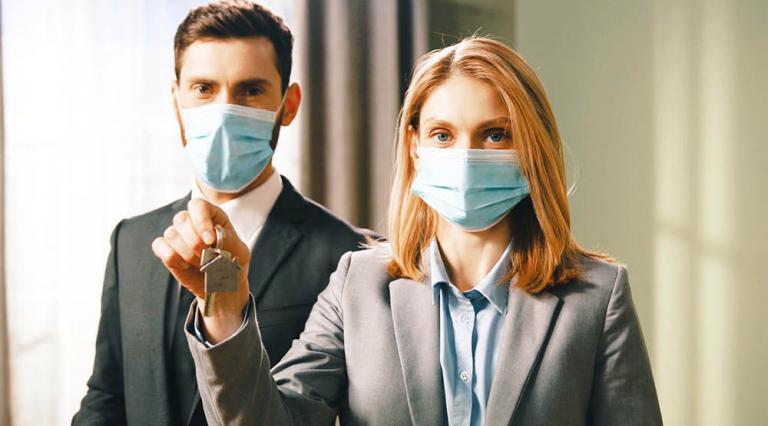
419, 75, 509, 128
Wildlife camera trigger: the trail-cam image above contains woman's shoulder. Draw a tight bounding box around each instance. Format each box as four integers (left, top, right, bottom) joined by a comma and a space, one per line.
579, 255, 627, 290
325, 244, 398, 308
335, 243, 394, 284
548, 254, 630, 307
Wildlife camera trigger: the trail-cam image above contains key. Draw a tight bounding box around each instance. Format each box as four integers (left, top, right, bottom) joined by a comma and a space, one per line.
200, 225, 241, 317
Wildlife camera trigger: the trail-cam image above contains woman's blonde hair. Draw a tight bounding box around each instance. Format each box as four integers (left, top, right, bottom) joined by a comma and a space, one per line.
386, 36, 604, 293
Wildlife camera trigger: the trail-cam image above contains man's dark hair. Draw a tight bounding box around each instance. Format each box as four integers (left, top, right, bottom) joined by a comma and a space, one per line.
174, 0, 293, 93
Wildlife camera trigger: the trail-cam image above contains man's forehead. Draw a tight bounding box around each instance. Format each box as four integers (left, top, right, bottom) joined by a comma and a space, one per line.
178, 36, 280, 82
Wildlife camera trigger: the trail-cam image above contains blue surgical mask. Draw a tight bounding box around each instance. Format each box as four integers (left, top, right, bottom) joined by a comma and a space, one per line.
180, 102, 281, 193
411, 147, 530, 231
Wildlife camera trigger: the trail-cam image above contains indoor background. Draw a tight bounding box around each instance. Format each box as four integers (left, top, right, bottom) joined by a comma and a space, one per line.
0, 0, 766, 424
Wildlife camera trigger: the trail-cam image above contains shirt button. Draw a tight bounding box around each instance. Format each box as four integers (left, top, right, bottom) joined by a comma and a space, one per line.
459, 371, 470, 382
460, 312, 471, 324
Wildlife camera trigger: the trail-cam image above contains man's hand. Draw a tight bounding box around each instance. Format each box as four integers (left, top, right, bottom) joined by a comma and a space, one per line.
151, 198, 250, 343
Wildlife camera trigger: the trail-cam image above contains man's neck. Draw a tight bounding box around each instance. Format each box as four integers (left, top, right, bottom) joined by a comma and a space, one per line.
197, 164, 276, 206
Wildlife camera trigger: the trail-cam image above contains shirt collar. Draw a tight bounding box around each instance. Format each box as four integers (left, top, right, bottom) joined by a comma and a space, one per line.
191, 169, 283, 249
428, 238, 512, 314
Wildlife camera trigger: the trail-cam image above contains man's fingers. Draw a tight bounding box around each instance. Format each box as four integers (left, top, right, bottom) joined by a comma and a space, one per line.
187, 198, 220, 245
173, 211, 206, 255
151, 237, 205, 298
152, 237, 193, 271
187, 197, 249, 269
163, 225, 201, 265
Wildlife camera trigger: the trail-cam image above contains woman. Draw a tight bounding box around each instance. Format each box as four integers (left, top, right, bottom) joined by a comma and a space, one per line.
184, 37, 663, 425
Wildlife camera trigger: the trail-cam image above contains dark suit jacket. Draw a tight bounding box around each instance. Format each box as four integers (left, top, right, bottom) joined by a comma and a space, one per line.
73, 177, 375, 426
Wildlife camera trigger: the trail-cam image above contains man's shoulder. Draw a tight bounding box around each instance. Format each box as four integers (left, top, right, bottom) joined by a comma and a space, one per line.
278, 179, 380, 247
300, 196, 378, 240
112, 193, 190, 249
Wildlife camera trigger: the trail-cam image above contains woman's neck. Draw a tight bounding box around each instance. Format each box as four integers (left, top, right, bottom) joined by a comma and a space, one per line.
435, 215, 512, 292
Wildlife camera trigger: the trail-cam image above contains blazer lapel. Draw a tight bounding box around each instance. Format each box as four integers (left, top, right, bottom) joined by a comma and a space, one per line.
247, 178, 306, 301
485, 284, 562, 425
390, 278, 448, 426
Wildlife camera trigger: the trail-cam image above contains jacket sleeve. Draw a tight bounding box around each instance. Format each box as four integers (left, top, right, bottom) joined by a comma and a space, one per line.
185, 251, 353, 426
72, 221, 127, 425
587, 265, 664, 425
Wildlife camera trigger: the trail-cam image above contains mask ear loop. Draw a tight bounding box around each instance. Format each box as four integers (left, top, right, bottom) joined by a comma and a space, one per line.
272, 90, 289, 126
174, 91, 189, 147
267, 91, 290, 151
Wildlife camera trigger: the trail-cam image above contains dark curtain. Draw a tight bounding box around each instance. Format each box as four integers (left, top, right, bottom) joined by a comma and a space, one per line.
294, 0, 427, 233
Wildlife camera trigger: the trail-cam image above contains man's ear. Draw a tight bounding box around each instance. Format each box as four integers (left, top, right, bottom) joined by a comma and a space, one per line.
280, 82, 302, 126
171, 81, 187, 147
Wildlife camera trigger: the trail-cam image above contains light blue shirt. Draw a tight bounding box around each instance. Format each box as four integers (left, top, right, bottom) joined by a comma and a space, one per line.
429, 239, 512, 426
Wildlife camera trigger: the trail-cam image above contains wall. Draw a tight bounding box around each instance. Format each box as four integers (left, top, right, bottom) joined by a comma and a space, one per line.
516, 0, 768, 424
427, 0, 515, 49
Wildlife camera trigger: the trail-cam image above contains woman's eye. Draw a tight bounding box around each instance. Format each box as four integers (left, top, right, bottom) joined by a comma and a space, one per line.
435, 132, 450, 142
487, 130, 510, 143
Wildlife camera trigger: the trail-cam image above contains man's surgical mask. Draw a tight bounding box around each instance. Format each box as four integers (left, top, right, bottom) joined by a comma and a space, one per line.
411, 147, 530, 231
180, 102, 281, 193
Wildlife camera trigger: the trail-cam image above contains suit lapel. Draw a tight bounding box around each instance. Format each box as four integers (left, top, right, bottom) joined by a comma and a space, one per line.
144, 257, 174, 420
124, 194, 190, 425
247, 178, 306, 301
390, 278, 448, 426
163, 194, 192, 359
485, 284, 562, 425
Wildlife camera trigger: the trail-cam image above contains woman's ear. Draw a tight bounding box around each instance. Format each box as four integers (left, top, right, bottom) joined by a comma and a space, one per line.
409, 126, 420, 168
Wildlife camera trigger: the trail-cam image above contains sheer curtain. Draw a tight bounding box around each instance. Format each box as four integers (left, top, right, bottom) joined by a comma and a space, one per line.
0, 1, 301, 424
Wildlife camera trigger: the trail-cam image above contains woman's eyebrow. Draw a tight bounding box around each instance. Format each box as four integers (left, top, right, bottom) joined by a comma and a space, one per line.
476, 117, 511, 129
422, 118, 454, 128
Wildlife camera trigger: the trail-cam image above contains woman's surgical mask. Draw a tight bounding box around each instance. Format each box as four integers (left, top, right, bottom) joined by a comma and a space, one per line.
411, 147, 530, 231
180, 101, 282, 193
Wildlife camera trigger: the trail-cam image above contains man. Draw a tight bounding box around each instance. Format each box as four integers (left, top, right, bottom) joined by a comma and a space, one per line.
73, 1, 374, 425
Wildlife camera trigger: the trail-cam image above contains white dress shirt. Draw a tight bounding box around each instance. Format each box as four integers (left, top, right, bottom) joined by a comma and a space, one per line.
191, 168, 283, 250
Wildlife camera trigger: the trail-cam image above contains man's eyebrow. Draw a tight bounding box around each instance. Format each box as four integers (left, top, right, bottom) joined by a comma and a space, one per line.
236, 78, 271, 88
184, 77, 217, 86
182, 78, 273, 88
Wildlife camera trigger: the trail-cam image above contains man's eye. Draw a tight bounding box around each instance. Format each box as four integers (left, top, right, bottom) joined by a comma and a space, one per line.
193, 85, 212, 95
244, 87, 264, 97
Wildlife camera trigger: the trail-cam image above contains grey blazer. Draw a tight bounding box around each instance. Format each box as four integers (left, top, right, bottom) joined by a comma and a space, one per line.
184, 246, 663, 425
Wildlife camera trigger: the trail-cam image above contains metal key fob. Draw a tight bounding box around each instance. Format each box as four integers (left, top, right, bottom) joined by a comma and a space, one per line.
200, 225, 241, 317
